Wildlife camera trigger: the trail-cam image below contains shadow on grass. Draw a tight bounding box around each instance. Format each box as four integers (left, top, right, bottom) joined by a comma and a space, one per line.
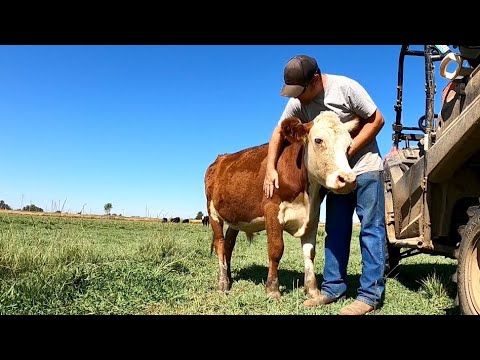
225, 262, 462, 314
233, 264, 361, 298
390, 263, 456, 293
388, 262, 460, 315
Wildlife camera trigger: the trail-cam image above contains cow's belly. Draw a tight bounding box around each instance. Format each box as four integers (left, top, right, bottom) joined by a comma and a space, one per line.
278, 192, 310, 237
227, 217, 266, 233
209, 192, 309, 238
209, 201, 266, 232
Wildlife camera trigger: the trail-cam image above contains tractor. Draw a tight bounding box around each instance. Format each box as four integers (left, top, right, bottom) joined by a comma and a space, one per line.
383, 45, 480, 314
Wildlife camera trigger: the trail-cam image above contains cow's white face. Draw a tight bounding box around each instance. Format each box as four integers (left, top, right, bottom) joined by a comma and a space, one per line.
305, 111, 357, 194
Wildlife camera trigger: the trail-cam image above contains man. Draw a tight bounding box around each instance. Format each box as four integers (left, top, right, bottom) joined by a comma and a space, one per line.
263, 54, 386, 315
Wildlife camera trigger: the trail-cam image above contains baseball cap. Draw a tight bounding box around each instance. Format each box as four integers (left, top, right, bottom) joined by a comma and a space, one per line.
280, 55, 319, 97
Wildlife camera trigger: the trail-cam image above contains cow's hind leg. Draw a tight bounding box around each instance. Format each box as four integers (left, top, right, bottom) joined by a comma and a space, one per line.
209, 217, 227, 291
264, 202, 284, 299
210, 218, 238, 292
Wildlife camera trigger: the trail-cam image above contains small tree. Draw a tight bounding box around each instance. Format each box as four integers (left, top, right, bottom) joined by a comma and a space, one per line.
104, 203, 113, 215
195, 211, 204, 220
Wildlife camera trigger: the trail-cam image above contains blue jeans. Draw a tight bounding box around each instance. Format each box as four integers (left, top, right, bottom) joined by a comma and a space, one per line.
321, 170, 386, 307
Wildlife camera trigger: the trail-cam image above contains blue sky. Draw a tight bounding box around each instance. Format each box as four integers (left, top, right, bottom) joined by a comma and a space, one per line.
0, 45, 449, 220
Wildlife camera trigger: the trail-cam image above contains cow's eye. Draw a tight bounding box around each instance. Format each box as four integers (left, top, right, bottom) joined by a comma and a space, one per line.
315, 138, 323, 145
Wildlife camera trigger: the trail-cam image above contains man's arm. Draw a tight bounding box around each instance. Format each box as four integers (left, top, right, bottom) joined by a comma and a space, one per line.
348, 109, 384, 158
264, 98, 303, 198
263, 125, 282, 198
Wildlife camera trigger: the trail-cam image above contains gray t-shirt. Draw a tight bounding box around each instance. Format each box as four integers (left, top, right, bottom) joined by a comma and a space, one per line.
278, 74, 383, 175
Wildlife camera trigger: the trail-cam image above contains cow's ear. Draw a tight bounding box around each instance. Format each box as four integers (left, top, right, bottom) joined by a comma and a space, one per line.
280, 117, 310, 143
344, 115, 361, 133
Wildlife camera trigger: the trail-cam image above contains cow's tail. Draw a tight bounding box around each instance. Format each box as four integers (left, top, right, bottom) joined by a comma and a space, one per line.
210, 233, 215, 256
246, 232, 254, 245
208, 215, 222, 257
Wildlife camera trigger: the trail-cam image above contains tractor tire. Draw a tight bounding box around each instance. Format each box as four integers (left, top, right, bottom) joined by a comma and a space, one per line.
457, 205, 480, 315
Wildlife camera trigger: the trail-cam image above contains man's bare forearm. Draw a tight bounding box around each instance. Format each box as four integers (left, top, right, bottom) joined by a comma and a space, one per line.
266, 126, 282, 170
348, 109, 385, 158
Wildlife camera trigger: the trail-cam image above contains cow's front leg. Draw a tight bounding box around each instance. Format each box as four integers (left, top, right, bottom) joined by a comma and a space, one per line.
301, 226, 321, 299
210, 216, 231, 292
264, 202, 284, 299
301, 185, 325, 299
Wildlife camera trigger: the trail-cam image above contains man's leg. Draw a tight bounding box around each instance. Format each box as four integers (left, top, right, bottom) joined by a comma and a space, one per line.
321, 191, 356, 299
340, 170, 386, 314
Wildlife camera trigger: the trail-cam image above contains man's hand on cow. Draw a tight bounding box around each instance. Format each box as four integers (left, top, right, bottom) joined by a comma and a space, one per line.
347, 139, 355, 159
263, 169, 279, 198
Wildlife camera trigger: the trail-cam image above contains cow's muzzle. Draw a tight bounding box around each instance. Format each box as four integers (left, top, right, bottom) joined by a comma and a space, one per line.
330, 171, 357, 194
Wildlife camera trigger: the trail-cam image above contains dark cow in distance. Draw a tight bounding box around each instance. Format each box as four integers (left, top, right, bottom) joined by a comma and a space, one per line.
170, 217, 180, 223
204, 111, 358, 299
202, 215, 209, 226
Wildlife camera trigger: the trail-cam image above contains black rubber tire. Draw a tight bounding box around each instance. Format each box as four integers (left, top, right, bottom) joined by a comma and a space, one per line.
457, 205, 480, 315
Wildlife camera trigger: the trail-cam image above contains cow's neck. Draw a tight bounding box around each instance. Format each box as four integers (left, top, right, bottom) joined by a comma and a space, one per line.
276, 141, 308, 202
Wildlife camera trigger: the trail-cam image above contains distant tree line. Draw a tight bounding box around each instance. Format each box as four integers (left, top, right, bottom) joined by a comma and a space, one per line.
0, 200, 12, 210
22, 204, 44, 212
0, 200, 44, 212
1, 200, 205, 219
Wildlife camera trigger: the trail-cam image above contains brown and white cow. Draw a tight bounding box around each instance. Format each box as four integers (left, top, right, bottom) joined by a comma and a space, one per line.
204, 111, 358, 299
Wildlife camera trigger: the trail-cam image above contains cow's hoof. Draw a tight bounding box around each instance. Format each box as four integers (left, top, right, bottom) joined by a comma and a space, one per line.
266, 289, 281, 299
218, 279, 231, 292
305, 288, 321, 299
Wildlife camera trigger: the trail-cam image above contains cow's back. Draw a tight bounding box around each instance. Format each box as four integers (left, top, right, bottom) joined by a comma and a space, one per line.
205, 144, 268, 226
205, 140, 308, 232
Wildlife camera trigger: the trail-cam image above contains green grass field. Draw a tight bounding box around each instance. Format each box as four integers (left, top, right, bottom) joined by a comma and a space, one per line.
0, 213, 458, 315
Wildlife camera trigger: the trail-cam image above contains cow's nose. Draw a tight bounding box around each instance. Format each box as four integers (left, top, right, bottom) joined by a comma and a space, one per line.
336, 172, 356, 186
337, 175, 346, 186
335, 172, 357, 194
